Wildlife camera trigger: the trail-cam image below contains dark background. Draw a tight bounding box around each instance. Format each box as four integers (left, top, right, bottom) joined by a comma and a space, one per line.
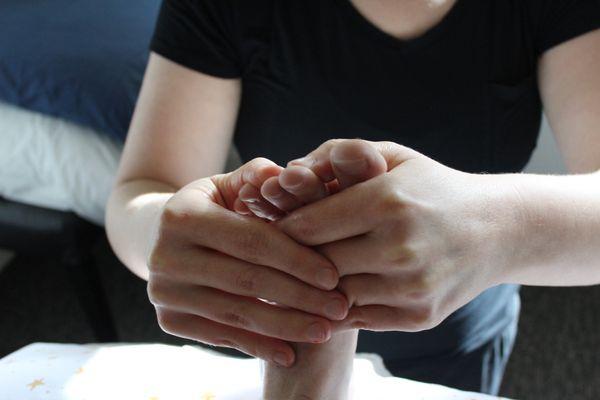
1, 236, 599, 400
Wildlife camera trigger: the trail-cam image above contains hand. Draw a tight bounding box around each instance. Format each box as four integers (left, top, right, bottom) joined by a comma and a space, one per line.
231, 141, 387, 400
145, 158, 350, 366
277, 140, 521, 332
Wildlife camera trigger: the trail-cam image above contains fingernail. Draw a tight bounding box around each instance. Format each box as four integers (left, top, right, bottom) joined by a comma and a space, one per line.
331, 157, 368, 175
307, 322, 328, 342
273, 352, 291, 367
324, 299, 347, 320
317, 268, 338, 289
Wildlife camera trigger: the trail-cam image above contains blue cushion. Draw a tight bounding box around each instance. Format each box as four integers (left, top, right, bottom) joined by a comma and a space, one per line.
0, 0, 161, 142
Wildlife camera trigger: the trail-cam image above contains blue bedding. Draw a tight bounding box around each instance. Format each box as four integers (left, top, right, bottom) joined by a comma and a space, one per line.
0, 0, 162, 142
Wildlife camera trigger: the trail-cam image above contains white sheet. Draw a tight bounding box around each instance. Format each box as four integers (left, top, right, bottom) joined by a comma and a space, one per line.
0, 102, 122, 225
0, 343, 513, 400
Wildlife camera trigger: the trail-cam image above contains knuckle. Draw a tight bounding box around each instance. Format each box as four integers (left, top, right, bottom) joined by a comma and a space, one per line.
250, 157, 271, 166
235, 340, 258, 359
381, 243, 411, 265
285, 285, 308, 309
146, 246, 166, 274
160, 203, 193, 227
234, 230, 269, 264
377, 186, 407, 216
337, 278, 357, 307
405, 272, 435, 302
286, 214, 316, 244
146, 227, 175, 275
420, 270, 438, 293
325, 138, 344, 148
406, 287, 429, 302
234, 267, 263, 294
408, 305, 439, 331
271, 322, 287, 340
146, 280, 166, 306
155, 308, 177, 334
350, 319, 369, 330
220, 305, 251, 329
348, 308, 370, 330
213, 338, 236, 348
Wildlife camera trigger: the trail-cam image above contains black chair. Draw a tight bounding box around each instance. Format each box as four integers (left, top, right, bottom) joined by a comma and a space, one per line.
0, 196, 118, 342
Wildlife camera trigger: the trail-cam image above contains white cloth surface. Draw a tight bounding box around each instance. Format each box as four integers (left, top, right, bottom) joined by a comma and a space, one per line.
0, 342, 513, 400
0, 102, 122, 225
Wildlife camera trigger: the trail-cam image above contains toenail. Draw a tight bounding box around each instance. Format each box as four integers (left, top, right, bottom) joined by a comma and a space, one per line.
289, 156, 315, 167
282, 175, 304, 189
265, 189, 283, 199
331, 157, 368, 174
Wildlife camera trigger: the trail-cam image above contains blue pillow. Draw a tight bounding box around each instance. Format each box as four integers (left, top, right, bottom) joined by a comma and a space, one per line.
0, 0, 161, 142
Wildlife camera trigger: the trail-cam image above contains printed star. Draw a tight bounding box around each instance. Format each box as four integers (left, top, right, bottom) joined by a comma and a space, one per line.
201, 392, 216, 400
27, 379, 44, 390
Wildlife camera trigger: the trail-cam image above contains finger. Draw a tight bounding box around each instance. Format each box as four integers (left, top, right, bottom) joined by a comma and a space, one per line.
239, 183, 285, 220
149, 247, 349, 320
330, 139, 388, 190
337, 273, 426, 307
260, 176, 303, 212
179, 202, 340, 290
317, 233, 413, 276
278, 166, 329, 204
331, 304, 432, 333
156, 286, 333, 343
275, 176, 386, 246
156, 308, 296, 367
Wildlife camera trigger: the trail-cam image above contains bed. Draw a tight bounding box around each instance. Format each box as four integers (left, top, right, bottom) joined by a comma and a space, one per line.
0, 0, 163, 224
0, 101, 122, 226
0, 0, 163, 343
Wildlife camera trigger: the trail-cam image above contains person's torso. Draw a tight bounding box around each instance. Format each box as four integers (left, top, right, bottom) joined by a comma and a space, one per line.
232, 0, 530, 360
233, 0, 542, 176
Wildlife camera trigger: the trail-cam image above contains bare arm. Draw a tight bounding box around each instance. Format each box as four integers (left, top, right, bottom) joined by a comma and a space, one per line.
106, 53, 240, 280
503, 28, 600, 286
105, 53, 345, 364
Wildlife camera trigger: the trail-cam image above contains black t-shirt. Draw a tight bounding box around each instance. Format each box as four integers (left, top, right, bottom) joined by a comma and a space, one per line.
149, 0, 600, 372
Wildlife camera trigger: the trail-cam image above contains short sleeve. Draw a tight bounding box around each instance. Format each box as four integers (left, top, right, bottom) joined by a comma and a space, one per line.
531, 0, 600, 55
150, 0, 241, 78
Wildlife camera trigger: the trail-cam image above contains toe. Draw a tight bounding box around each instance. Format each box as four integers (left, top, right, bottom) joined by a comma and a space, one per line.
239, 183, 285, 221
261, 176, 303, 212
279, 166, 328, 204
330, 140, 387, 190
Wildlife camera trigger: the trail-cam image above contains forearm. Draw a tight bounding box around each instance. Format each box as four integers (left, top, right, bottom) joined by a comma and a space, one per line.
493, 170, 600, 286
263, 331, 358, 400
105, 179, 176, 280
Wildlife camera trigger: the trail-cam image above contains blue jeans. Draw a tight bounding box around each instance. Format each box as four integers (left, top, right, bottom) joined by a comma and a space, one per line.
357, 286, 521, 395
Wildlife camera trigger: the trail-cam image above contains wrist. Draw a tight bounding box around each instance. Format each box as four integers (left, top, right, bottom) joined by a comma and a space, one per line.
471, 172, 532, 286
492, 171, 600, 286
477, 171, 600, 286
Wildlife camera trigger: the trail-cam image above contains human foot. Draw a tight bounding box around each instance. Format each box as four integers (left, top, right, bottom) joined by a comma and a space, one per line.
237, 139, 388, 220
237, 140, 387, 400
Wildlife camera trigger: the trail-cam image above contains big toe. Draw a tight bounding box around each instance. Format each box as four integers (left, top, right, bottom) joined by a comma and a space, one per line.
330, 140, 387, 190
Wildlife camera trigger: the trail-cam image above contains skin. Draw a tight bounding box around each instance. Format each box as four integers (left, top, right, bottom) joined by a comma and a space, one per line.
104, 0, 600, 397
251, 141, 388, 400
